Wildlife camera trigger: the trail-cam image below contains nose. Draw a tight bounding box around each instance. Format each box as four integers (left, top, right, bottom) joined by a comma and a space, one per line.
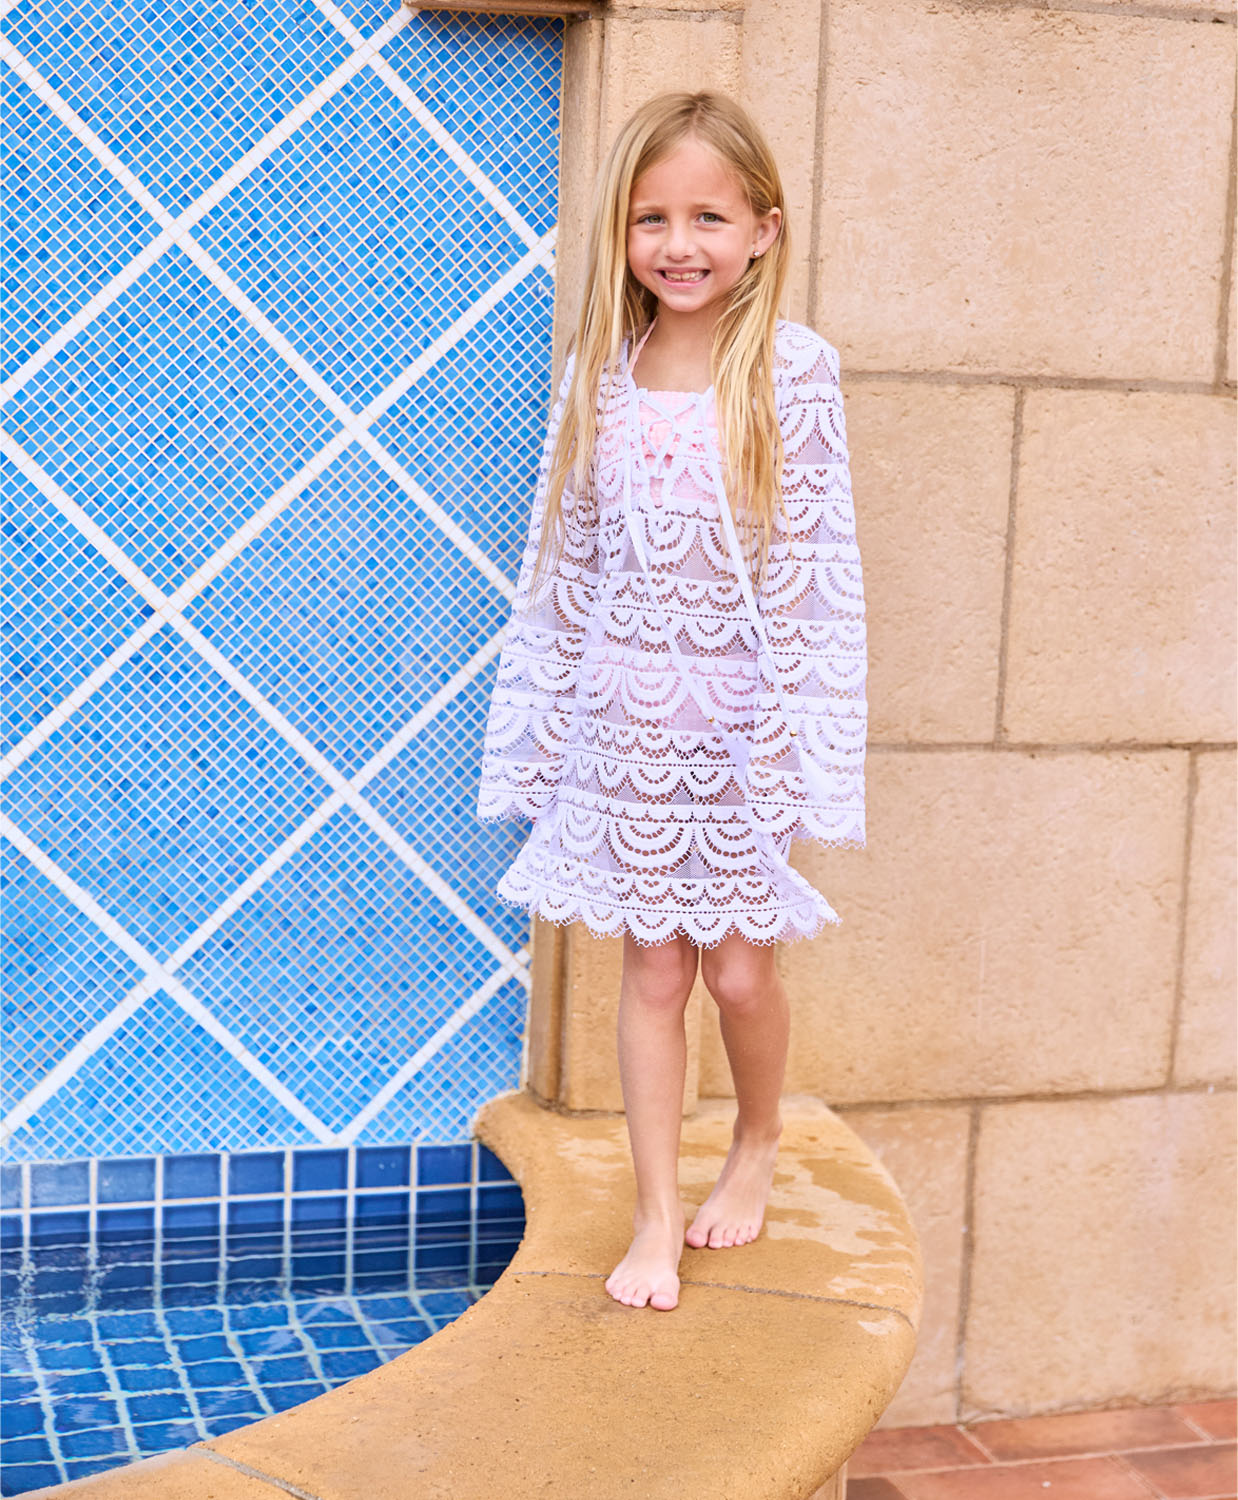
665, 219, 696, 259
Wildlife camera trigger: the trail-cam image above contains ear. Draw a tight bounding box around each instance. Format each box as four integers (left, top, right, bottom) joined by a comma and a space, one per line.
751, 206, 782, 259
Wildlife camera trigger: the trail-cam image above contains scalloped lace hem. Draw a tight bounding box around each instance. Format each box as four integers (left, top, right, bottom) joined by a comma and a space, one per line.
494, 872, 842, 949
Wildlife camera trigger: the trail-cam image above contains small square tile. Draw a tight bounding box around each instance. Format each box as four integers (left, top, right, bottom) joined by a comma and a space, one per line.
131, 1418, 202, 1455
176, 1334, 233, 1363
29, 1210, 88, 1247
125, 1392, 194, 1425
164, 1308, 224, 1337
0, 1377, 38, 1403
47, 1369, 109, 1397
52, 1395, 119, 1433
418, 1145, 471, 1187
236, 1326, 301, 1359
184, 1359, 247, 1389
163, 1202, 220, 1238
36, 1316, 93, 1347
163, 1155, 220, 1200
416, 1187, 469, 1227
228, 1303, 289, 1332
249, 1354, 318, 1384
1, 1402, 46, 1440
58, 1426, 130, 1460
195, 1388, 266, 1419
38, 1343, 102, 1374
0, 1435, 54, 1464
300, 1322, 366, 1351
228, 1199, 285, 1235
0, 1215, 21, 1250
106, 1338, 169, 1367
355, 1192, 410, 1228
356, 1147, 410, 1189
292, 1150, 346, 1193
476, 1183, 523, 1220
0, 1167, 22, 1211
228, 1152, 285, 1197
477, 1145, 514, 1182
64, 1456, 128, 1480
291, 1196, 346, 1231
98, 1159, 156, 1205
319, 1348, 381, 1380
264, 1382, 325, 1413
30, 1163, 89, 1209
0, 1462, 64, 1489
114, 1365, 181, 1395
205, 1412, 264, 1437
97, 1207, 155, 1244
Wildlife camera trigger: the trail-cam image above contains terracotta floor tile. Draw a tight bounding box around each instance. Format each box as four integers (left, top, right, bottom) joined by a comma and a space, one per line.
965, 1406, 1205, 1462
1122, 1442, 1238, 1499
1175, 1402, 1238, 1442
892, 1455, 1159, 1500
845, 1480, 909, 1500
849, 1423, 992, 1476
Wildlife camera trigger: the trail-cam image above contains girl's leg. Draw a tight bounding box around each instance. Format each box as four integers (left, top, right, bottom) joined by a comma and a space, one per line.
605, 929, 699, 1311
688, 933, 789, 1248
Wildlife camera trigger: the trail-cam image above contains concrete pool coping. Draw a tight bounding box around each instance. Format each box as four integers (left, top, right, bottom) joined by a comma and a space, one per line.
29, 1089, 922, 1499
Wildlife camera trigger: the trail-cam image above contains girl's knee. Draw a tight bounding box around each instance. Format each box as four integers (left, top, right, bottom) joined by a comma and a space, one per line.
700, 947, 776, 1015
622, 933, 698, 1012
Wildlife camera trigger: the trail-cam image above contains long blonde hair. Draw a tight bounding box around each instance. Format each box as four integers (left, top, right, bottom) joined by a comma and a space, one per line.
528, 91, 790, 601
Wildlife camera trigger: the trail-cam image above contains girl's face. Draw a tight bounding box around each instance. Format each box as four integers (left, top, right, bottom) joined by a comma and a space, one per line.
626, 136, 780, 323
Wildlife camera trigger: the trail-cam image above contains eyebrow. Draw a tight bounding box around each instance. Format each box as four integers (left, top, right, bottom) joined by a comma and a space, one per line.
628, 200, 733, 213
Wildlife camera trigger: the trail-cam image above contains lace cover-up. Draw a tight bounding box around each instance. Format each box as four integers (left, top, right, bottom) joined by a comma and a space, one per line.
476, 318, 867, 948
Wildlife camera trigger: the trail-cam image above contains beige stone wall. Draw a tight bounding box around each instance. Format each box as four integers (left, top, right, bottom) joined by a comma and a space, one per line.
529, 0, 1237, 1423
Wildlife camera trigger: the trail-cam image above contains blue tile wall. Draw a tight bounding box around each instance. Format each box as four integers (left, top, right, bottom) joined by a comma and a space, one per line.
1, 0, 564, 1163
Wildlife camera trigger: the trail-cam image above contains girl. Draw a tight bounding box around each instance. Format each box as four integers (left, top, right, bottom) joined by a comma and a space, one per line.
477, 92, 866, 1312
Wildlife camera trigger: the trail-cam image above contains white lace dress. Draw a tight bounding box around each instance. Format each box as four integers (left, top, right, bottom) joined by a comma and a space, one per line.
476, 317, 866, 948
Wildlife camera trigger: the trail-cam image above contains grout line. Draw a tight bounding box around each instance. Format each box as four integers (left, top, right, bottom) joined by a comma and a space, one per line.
992, 386, 1024, 743
953, 1103, 982, 1421
825, 369, 1233, 392
863, 741, 1238, 753
199, 1446, 328, 1500
805, 0, 830, 331
1166, 750, 1200, 1086
508, 1266, 916, 1324
1216, 59, 1237, 389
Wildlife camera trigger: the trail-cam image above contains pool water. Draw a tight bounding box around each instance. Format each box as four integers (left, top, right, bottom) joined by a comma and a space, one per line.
0, 1143, 525, 1495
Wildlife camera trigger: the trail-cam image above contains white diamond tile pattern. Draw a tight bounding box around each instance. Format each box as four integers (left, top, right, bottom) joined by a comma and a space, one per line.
0, 0, 564, 1158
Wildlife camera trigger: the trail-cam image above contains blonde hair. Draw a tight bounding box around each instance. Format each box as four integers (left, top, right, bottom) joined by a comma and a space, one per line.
528, 90, 789, 602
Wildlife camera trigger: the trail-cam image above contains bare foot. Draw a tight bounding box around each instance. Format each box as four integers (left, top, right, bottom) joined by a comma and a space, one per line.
605, 1210, 685, 1310
685, 1122, 782, 1249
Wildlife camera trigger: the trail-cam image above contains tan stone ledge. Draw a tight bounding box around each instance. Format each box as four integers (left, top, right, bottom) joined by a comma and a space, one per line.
32, 1092, 922, 1500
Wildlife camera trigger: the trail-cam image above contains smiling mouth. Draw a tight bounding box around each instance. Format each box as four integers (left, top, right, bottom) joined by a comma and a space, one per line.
657, 269, 708, 284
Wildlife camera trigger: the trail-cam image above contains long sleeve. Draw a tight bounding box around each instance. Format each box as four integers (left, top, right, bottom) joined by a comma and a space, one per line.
476, 350, 601, 823
745, 331, 867, 849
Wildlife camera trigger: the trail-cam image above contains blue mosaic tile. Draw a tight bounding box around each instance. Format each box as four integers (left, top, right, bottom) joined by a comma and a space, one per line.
227, 1153, 284, 1196
29, 1161, 88, 1209
58, 1428, 131, 1461
126, 1392, 194, 1425
417, 1144, 471, 1187
292, 1151, 347, 1194
0, 1405, 44, 1440
28, 1211, 88, 1248
356, 1147, 409, 1189
477, 1146, 515, 1183
0, 1463, 62, 1491
0, 1219, 20, 1251
163, 1156, 220, 1201
131, 1419, 201, 1455
0, 1169, 22, 1212
0, 1436, 53, 1464
97, 1159, 156, 1204
51, 1396, 119, 1433
96, 1207, 155, 1244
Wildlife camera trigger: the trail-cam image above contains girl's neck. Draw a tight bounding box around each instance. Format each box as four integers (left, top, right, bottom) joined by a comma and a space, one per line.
634, 309, 719, 391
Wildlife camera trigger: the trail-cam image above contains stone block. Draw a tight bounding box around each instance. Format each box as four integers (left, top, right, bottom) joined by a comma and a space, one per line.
815, 1, 1232, 379
698, 749, 1188, 1101
963, 1091, 1238, 1414
850, 380, 1013, 742
1177, 749, 1237, 1085
1003, 391, 1236, 744
838, 1104, 972, 1426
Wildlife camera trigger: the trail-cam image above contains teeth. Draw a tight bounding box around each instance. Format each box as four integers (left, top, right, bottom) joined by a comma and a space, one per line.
662, 270, 705, 282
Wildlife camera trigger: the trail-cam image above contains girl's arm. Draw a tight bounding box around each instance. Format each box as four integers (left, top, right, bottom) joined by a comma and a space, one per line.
477, 350, 600, 823
747, 333, 867, 849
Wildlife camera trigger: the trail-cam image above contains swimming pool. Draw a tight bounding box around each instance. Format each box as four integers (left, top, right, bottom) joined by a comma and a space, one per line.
0, 1141, 524, 1495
